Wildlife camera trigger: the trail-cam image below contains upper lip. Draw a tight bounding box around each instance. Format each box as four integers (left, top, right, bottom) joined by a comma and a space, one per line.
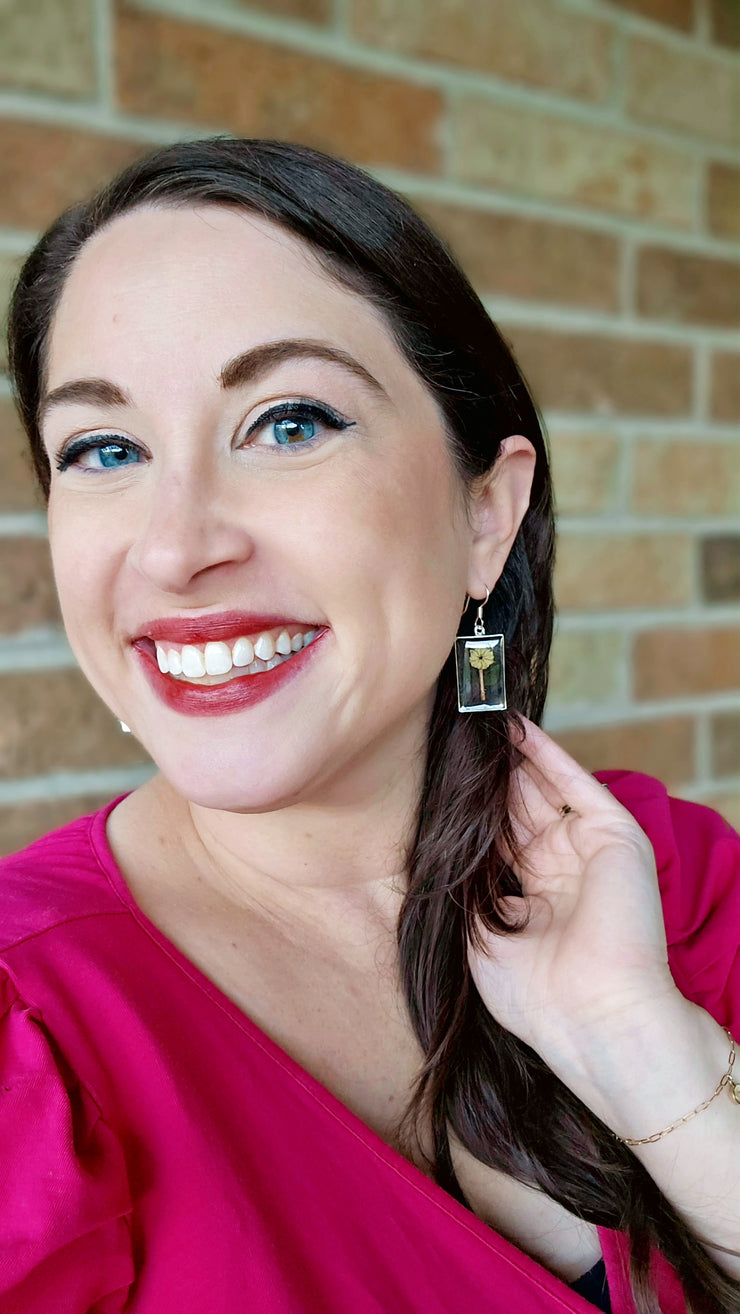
133, 611, 321, 645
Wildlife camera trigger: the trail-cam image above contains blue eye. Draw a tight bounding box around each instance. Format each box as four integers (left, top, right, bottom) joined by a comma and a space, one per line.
247, 401, 353, 452
56, 436, 143, 473
273, 417, 316, 445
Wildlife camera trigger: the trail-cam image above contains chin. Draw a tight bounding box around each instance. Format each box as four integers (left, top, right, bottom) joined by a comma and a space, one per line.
150, 748, 315, 815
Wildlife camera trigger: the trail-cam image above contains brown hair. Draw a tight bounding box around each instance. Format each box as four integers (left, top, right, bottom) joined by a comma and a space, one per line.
7, 137, 737, 1313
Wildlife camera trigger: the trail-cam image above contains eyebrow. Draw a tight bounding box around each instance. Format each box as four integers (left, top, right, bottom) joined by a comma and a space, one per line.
37, 338, 389, 424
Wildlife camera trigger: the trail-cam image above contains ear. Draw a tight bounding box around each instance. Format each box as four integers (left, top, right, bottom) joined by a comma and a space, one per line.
466, 435, 537, 599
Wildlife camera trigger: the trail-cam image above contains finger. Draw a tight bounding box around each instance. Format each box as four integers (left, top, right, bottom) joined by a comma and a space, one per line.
510, 716, 615, 814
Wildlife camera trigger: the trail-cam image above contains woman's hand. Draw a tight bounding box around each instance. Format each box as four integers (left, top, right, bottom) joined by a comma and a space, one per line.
467, 715, 681, 1061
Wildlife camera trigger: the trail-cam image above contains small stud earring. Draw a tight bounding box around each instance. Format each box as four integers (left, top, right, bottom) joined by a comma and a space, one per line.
119, 721, 132, 734
455, 588, 507, 713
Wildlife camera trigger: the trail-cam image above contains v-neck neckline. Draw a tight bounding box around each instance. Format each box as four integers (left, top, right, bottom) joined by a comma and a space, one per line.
90, 793, 621, 1313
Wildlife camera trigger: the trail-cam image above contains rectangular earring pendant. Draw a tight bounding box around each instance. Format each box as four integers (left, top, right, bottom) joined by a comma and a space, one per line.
454, 634, 506, 712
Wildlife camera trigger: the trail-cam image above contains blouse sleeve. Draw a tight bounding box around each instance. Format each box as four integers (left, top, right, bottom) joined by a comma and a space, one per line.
0, 965, 134, 1313
662, 792, 740, 1037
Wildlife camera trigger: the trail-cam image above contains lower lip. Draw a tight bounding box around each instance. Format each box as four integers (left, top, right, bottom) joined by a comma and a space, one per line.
133, 633, 326, 717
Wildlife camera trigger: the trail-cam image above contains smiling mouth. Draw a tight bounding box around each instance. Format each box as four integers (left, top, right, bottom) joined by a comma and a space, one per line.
144, 624, 321, 685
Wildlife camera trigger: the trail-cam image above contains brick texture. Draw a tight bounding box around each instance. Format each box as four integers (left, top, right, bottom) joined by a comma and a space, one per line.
452, 99, 698, 228
626, 37, 740, 146
115, 4, 442, 173
554, 717, 695, 787
548, 430, 621, 514
548, 630, 624, 705
0, 793, 117, 860
0, 0, 738, 808
0, 0, 96, 98
349, 0, 613, 101
711, 353, 740, 422
710, 711, 740, 776
634, 628, 740, 699
707, 163, 740, 240
0, 122, 146, 231
554, 532, 693, 610
0, 539, 59, 636
607, 0, 694, 30
0, 668, 151, 778
0, 399, 41, 512
632, 439, 740, 515
417, 202, 621, 311
637, 247, 740, 328
505, 327, 693, 415
701, 536, 740, 603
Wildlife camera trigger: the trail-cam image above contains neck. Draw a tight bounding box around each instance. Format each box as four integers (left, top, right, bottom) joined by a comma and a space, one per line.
140, 729, 427, 956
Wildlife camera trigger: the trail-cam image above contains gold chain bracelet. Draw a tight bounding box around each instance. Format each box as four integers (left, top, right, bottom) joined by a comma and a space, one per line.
611, 1027, 739, 1147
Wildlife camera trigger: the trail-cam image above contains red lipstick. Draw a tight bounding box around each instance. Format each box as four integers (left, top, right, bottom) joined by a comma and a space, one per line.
132, 628, 326, 717
135, 611, 320, 644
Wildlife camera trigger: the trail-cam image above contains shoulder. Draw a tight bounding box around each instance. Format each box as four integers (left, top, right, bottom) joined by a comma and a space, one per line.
594, 767, 740, 1021
0, 800, 126, 954
0, 962, 134, 1308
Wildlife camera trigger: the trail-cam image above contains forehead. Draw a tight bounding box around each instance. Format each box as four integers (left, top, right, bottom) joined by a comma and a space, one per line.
45, 204, 416, 401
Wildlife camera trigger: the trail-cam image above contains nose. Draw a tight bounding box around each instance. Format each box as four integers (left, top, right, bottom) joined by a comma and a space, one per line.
129, 465, 255, 595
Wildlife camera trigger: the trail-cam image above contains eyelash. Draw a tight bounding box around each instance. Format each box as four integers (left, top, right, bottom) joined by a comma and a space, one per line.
54, 399, 355, 472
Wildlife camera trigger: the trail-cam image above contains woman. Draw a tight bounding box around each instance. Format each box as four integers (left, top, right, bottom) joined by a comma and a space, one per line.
1, 138, 739, 1314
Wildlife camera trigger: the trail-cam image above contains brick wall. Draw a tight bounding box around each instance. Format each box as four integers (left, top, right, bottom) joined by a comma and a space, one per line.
1, 0, 739, 854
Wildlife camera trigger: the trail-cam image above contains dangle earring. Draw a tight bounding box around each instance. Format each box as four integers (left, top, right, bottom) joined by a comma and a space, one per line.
455, 588, 507, 713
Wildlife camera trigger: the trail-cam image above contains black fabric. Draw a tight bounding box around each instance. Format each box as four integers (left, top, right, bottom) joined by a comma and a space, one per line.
568, 1257, 611, 1311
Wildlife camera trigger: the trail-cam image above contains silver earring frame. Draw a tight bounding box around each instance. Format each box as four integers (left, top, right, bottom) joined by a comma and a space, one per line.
455, 587, 507, 713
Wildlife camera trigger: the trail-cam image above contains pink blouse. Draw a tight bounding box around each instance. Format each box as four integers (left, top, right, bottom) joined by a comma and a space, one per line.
1, 768, 739, 1313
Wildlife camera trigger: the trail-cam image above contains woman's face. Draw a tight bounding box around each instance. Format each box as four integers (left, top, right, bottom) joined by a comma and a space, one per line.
40, 205, 488, 810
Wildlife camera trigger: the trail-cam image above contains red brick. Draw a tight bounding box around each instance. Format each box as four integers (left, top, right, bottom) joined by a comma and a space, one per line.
710, 0, 740, 48
0, 538, 59, 636
701, 536, 740, 603
0, 399, 42, 512
504, 327, 693, 416
710, 353, 740, 422
634, 628, 740, 699
633, 439, 740, 515
0, 793, 116, 859
417, 201, 620, 312
349, 0, 612, 102
554, 717, 695, 788
607, 0, 694, 30
0, 121, 146, 231
0, 668, 151, 779
707, 163, 740, 241
637, 246, 740, 328
115, 3, 442, 174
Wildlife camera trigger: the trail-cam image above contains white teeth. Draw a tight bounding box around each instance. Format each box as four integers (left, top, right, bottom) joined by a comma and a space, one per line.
181, 645, 206, 678
153, 625, 322, 684
254, 632, 276, 661
204, 641, 233, 676
232, 636, 254, 667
